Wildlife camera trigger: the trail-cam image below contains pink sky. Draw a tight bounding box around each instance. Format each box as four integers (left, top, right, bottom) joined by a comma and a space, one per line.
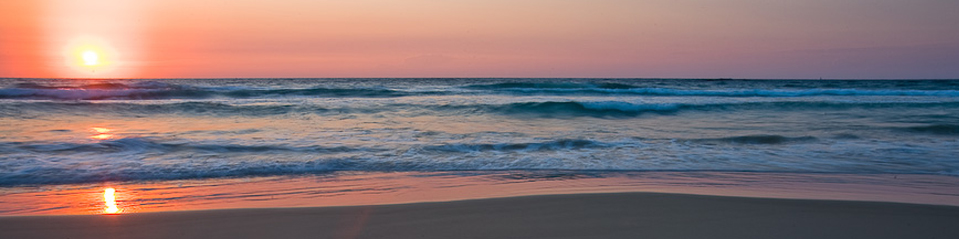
2, 0, 957, 79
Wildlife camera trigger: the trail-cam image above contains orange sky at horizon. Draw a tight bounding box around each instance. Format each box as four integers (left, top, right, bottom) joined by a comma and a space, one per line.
2, 0, 958, 79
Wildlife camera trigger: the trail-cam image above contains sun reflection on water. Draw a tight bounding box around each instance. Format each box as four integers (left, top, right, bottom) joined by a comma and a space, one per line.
92, 127, 110, 134
90, 127, 114, 140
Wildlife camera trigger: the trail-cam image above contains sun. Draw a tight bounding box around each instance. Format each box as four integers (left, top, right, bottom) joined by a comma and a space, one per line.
82, 50, 100, 66
74, 46, 106, 68
62, 36, 122, 77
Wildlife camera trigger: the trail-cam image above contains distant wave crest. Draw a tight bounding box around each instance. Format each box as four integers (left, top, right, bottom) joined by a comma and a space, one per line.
463, 83, 959, 97
0, 81, 411, 100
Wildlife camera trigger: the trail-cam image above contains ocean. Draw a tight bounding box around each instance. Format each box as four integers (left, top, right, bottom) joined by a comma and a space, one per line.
2, 78, 959, 214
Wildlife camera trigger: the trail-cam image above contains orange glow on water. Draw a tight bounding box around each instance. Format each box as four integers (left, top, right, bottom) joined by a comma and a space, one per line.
103, 188, 120, 214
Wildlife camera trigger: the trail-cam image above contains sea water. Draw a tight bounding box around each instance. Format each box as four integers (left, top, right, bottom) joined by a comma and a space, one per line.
1, 78, 958, 213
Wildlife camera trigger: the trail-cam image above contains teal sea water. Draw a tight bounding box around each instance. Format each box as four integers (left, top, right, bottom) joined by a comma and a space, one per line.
1, 78, 958, 186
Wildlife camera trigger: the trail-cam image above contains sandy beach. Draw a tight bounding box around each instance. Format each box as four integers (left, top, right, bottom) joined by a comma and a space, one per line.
2, 192, 958, 239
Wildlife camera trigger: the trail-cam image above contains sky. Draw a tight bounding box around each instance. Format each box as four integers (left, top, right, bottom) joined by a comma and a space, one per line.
1, 0, 957, 79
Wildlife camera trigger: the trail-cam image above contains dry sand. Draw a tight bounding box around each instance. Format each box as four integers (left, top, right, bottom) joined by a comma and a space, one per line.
2, 192, 958, 239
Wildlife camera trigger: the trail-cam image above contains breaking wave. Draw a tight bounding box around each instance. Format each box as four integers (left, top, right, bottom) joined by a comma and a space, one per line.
4, 100, 959, 118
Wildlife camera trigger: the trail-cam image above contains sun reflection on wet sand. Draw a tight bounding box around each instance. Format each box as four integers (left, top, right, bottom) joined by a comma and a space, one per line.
103, 188, 120, 214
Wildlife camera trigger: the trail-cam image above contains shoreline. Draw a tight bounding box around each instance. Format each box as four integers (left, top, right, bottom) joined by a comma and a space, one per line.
3, 192, 959, 239
3, 172, 959, 215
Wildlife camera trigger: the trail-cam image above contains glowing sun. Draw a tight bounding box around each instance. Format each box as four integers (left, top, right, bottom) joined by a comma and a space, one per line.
82, 50, 100, 66
62, 36, 123, 77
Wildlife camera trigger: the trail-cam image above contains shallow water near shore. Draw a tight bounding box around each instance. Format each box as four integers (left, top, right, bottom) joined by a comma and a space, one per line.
1, 172, 958, 215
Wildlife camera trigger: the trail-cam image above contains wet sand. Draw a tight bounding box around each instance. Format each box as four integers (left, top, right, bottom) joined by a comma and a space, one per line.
2, 192, 958, 239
